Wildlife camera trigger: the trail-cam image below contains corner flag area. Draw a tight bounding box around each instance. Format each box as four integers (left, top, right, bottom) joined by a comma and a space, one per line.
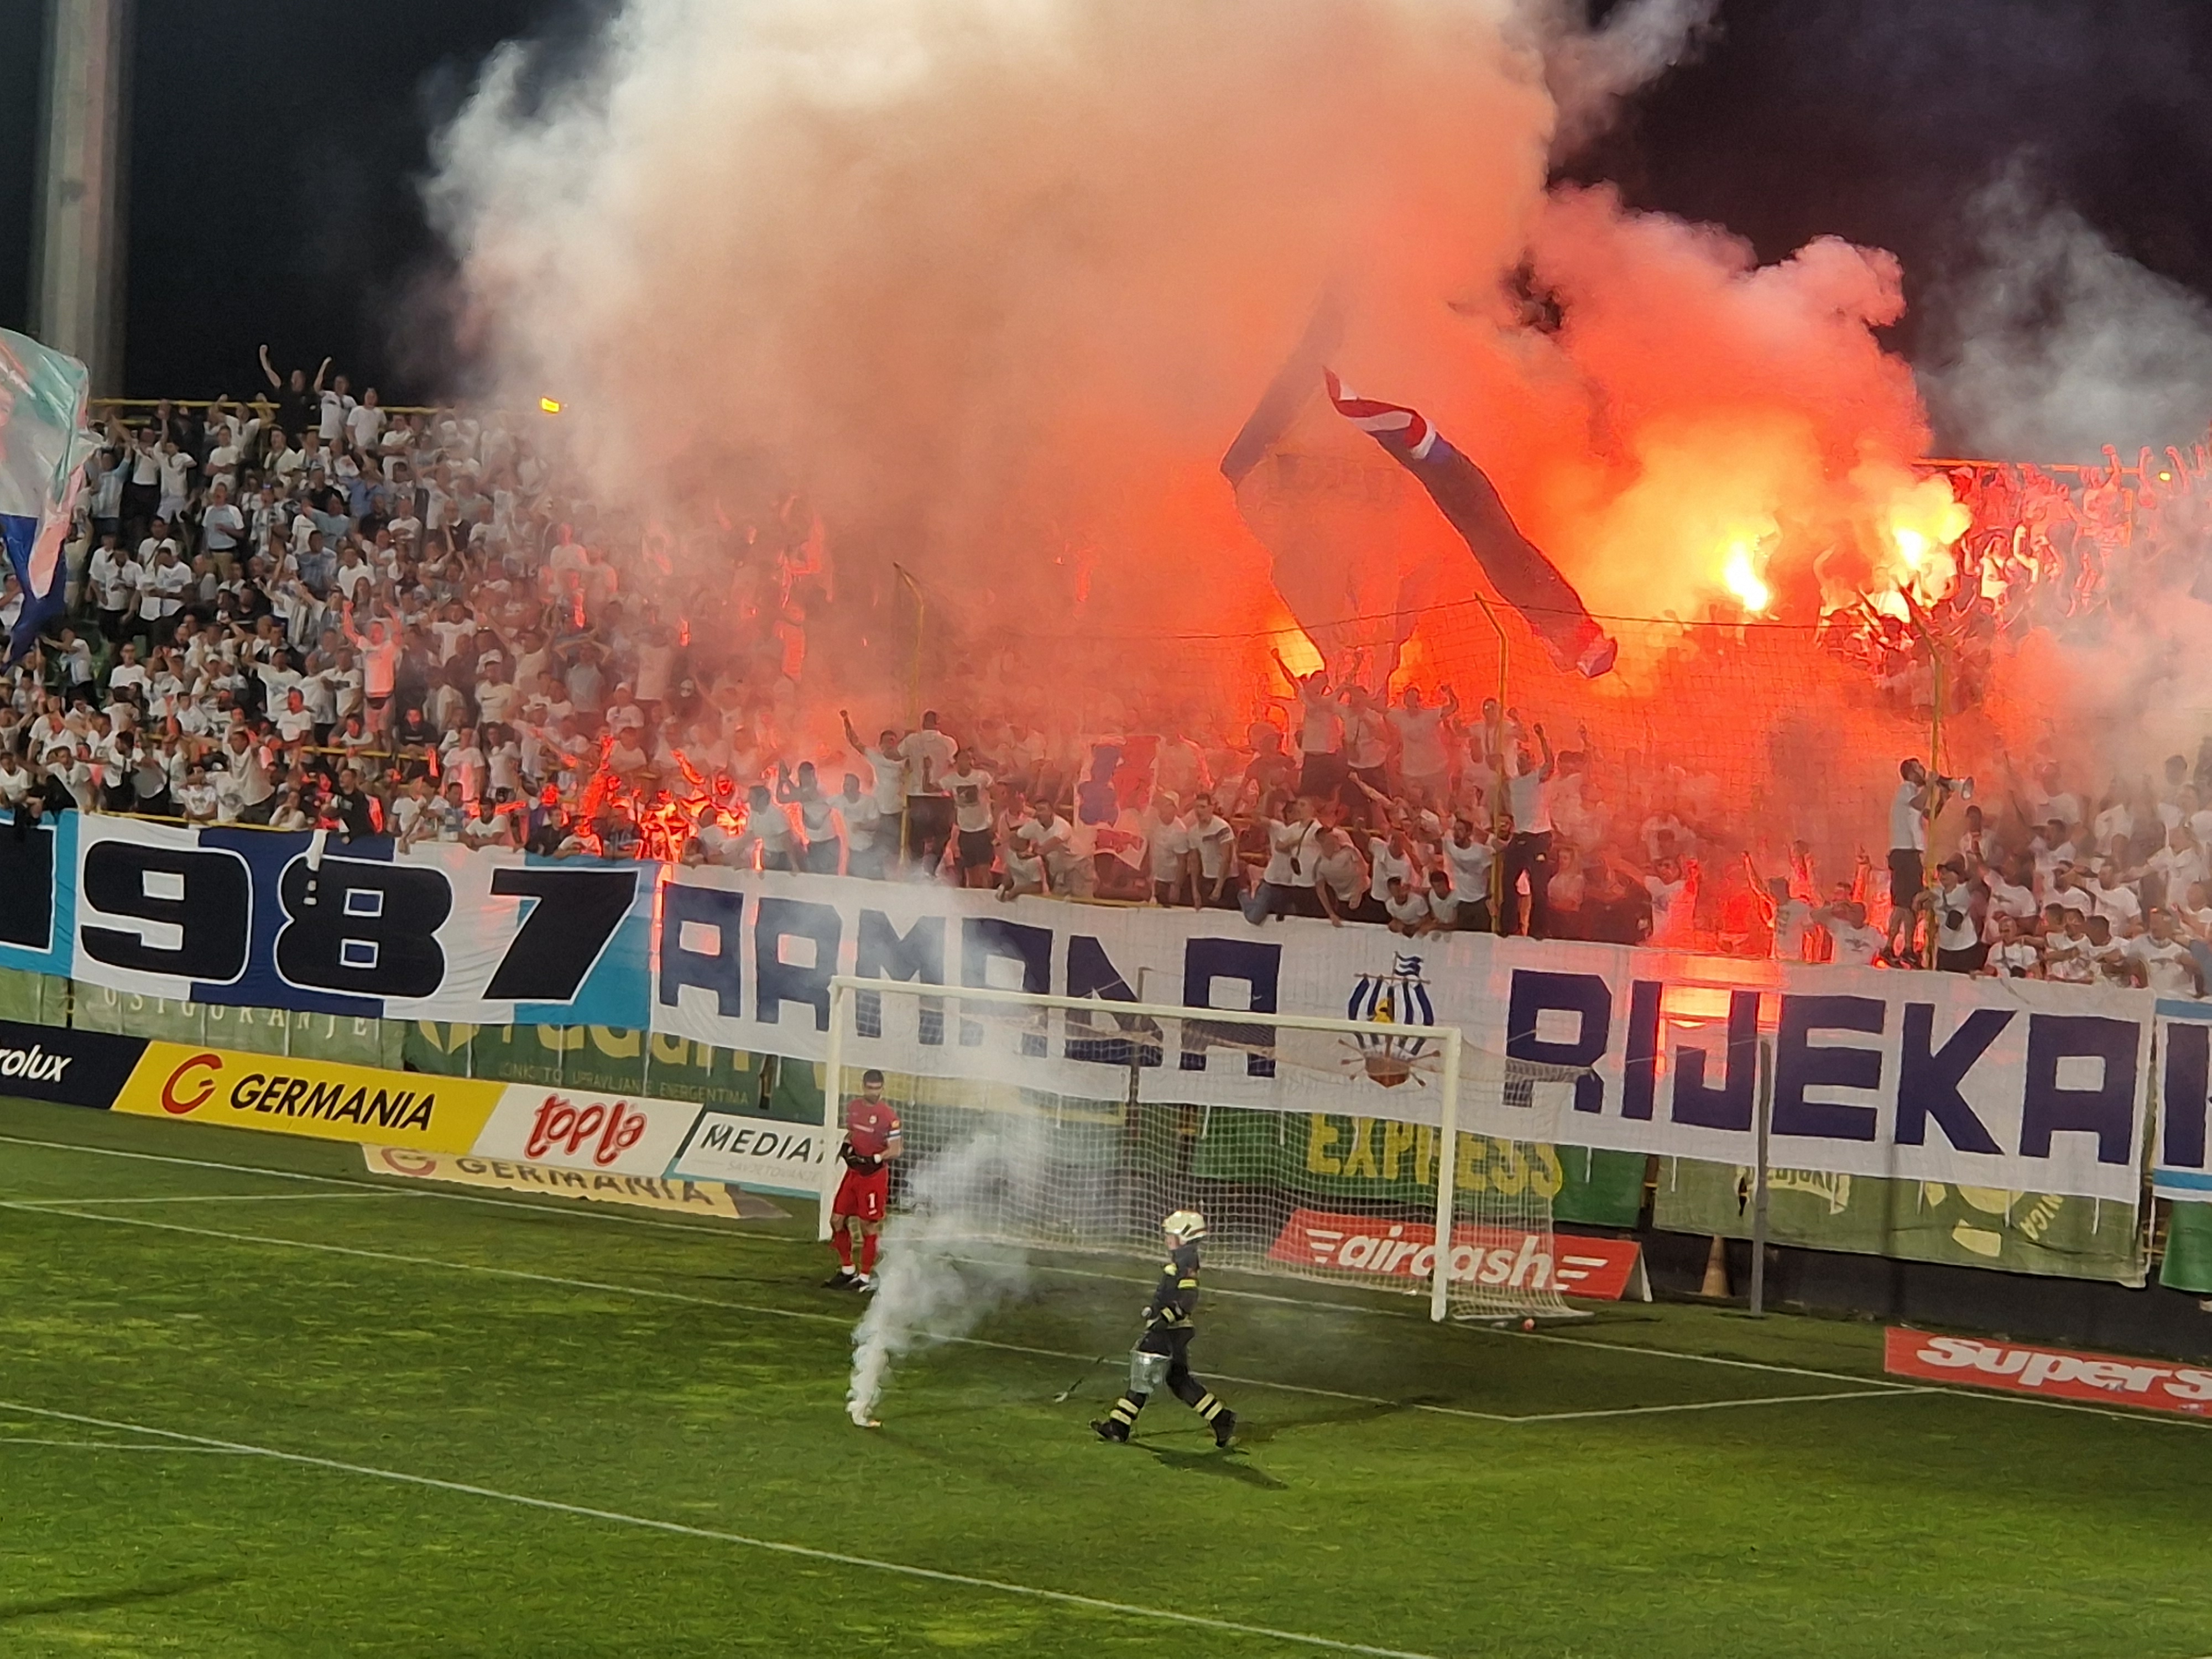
3, 1094, 2209, 1659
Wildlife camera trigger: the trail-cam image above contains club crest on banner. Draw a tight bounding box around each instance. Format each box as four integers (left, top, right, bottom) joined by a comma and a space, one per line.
1344, 954, 1437, 1088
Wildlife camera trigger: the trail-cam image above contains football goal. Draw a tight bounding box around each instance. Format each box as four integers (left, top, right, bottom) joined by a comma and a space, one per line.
817, 972, 1591, 1322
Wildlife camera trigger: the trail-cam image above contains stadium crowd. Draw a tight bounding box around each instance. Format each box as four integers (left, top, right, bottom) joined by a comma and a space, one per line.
1, 354, 2209, 996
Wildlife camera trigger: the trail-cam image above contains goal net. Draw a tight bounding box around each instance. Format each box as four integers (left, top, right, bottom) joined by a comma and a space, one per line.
820, 973, 1593, 1322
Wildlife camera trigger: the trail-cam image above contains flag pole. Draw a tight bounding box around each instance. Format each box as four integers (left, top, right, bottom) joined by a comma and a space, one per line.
1467, 591, 1510, 933
895, 564, 925, 867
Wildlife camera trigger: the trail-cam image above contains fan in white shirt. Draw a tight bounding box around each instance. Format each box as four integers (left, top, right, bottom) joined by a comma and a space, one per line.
1014, 802, 1081, 891
834, 775, 886, 877
1383, 876, 1433, 936
2147, 828, 2207, 904
1143, 794, 1193, 906
1184, 795, 1240, 907
106, 647, 151, 698
346, 393, 385, 455
88, 543, 136, 619
1442, 818, 1495, 900
1311, 827, 1371, 926
2088, 861, 2142, 931
2131, 910, 2205, 997
318, 381, 356, 442
272, 692, 317, 745
1823, 901, 1886, 967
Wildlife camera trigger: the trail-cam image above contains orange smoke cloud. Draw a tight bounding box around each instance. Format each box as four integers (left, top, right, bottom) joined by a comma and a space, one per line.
430, 1, 1949, 695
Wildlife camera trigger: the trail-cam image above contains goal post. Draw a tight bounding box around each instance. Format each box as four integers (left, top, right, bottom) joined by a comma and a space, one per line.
815, 972, 1584, 1323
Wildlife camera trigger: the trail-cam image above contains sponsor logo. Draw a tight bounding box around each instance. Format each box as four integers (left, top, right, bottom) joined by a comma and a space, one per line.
1883, 1329, 2212, 1415
161, 1052, 220, 1113
697, 1117, 818, 1163
0, 1018, 147, 1110
361, 1145, 784, 1220
113, 1042, 503, 1153
471, 1085, 701, 1177
525, 1094, 649, 1167
669, 1110, 829, 1196
1343, 954, 1437, 1087
0, 1041, 71, 1084
1266, 1208, 1643, 1300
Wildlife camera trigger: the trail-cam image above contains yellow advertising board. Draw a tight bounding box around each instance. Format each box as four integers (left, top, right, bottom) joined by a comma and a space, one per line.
112, 1042, 503, 1154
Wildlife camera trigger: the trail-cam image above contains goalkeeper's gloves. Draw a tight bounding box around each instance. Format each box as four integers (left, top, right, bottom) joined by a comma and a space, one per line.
838, 1144, 884, 1172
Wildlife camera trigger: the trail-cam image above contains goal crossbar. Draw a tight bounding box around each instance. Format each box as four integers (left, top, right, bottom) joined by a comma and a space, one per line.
820, 974, 1467, 1321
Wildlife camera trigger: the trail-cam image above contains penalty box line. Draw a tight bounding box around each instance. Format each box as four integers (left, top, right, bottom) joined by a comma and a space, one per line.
10, 1135, 2173, 1431
0, 1399, 1444, 1659
0, 1199, 1923, 1427
1, 1128, 1913, 1399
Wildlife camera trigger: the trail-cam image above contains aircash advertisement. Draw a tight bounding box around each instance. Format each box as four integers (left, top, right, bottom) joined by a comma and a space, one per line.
0, 813, 2187, 1203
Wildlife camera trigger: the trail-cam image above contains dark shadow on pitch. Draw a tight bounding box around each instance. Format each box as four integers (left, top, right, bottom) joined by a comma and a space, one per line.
1135, 1442, 1286, 1488
1230, 1396, 1434, 1446
1, 1572, 237, 1623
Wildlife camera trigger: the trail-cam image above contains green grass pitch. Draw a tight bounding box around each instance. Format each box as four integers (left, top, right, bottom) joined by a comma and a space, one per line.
3, 1095, 2210, 1659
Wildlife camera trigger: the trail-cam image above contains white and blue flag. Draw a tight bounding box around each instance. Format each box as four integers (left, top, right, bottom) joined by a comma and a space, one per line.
0, 328, 100, 662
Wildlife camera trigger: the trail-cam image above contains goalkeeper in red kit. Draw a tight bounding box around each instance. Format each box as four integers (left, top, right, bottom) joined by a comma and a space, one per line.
1092, 1211, 1236, 1447
824, 1068, 902, 1291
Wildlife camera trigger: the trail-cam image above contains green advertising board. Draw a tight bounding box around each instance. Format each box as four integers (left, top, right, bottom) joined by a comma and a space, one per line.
1653, 1157, 2144, 1284
71, 984, 208, 1044
0, 967, 66, 1026
1190, 1110, 1647, 1229
399, 1021, 770, 1113
2161, 1201, 2212, 1294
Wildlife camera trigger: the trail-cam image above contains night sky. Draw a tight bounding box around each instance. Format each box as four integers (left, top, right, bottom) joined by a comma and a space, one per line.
2, 0, 2209, 418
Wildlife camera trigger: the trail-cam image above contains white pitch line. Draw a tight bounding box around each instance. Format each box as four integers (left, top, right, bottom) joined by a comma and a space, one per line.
1506, 1386, 1929, 1423
0, 1435, 251, 1453
22, 1129, 2194, 1433
0, 1198, 1515, 1418
4, 1201, 1903, 1426
995, 1251, 1923, 1394
7, 1191, 411, 1206
3, 1128, 1915, 1399
1911, 1380, 2212, 1433
0, 1399, 1446, 1659
0, 1130, 774, 1241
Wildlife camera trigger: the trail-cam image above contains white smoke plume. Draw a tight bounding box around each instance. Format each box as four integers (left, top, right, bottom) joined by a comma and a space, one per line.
1924, 168, 2212, 461
1541, 0, 1719, 158
427, 0, 1932, 666
845, 1125, 1037, 1427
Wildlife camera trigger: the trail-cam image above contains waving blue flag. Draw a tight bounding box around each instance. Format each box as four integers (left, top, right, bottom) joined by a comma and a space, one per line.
1, 328, 99, 662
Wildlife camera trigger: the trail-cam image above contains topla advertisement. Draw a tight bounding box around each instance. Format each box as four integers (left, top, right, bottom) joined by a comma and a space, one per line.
4, 817, 2170, 1203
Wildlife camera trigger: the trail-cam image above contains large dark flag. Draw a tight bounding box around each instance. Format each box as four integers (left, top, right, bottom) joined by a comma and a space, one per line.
1325, 372, 1616, 679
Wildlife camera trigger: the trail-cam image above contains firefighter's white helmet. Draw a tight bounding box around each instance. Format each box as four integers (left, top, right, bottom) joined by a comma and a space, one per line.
1161, 1209, 1208, 1244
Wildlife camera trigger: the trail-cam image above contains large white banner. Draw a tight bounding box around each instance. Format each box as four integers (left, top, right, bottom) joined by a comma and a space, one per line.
8, 813, 2159, 1204
654, 869, 2157, 1203
58, 815, 653, 1027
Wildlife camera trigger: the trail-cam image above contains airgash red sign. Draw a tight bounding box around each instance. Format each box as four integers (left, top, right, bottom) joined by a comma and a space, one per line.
1267, 1208, 1642, 1300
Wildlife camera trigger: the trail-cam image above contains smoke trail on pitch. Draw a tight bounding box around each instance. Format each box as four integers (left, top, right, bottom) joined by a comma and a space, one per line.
846, 1124, 1038, 1427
